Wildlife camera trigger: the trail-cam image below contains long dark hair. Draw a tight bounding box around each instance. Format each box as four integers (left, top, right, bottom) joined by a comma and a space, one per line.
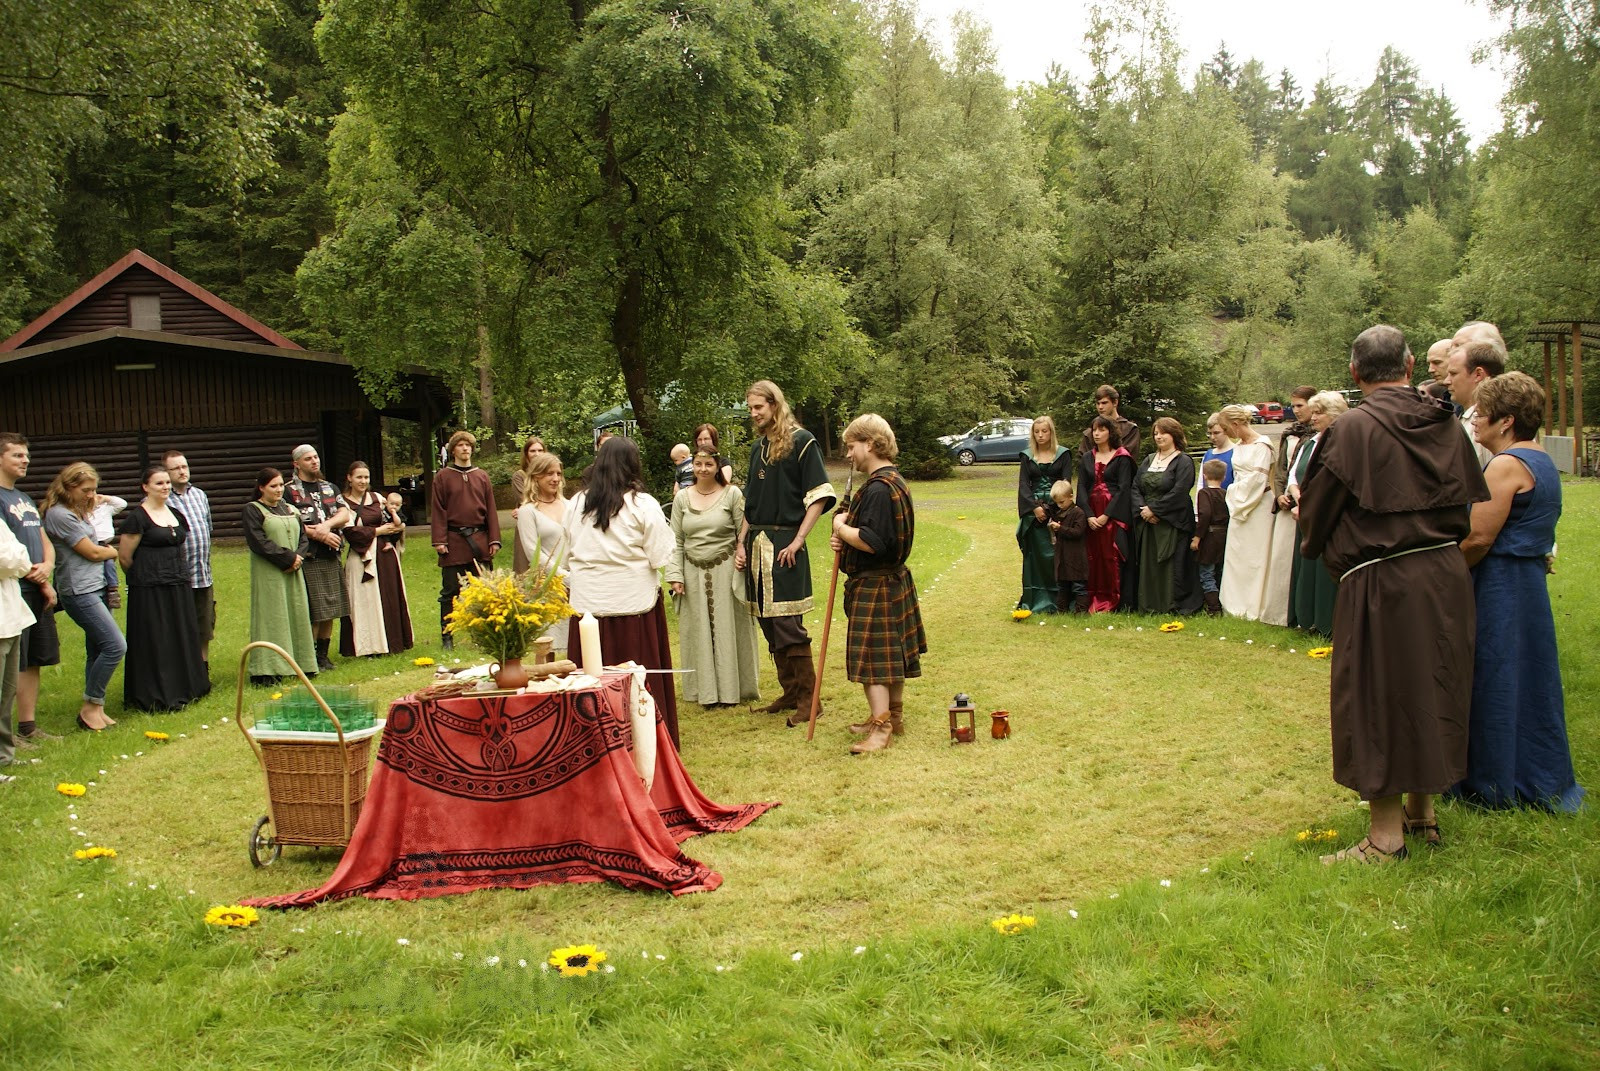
581, 437, 645, 533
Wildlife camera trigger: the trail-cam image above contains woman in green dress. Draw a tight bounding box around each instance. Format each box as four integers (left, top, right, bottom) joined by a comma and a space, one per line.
1286, 391, 1349, 637
666, 450, 760, 707
242, 467, 317, 683
1016, 415, 1071, 613
1131, 417, 1203, 615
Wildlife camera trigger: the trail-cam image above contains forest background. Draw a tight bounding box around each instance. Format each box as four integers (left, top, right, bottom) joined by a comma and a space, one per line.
5, 0, 1596, 476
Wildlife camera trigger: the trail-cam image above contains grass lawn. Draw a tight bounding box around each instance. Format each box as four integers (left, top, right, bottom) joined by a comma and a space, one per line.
2, 469, 1596, 1069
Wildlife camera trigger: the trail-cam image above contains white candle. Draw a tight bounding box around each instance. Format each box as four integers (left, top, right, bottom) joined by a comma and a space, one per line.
579, 612, 603, 676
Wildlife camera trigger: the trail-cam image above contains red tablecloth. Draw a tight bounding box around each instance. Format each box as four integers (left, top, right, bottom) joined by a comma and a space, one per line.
245, 673, 777, 907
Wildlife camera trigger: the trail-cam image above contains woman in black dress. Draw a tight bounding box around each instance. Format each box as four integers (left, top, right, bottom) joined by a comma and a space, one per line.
117, 464, 209, 711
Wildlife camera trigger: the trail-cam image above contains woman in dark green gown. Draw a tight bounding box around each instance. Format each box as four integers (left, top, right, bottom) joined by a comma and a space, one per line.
1015, 416, 1072, 613
1287, 391, 1349, 636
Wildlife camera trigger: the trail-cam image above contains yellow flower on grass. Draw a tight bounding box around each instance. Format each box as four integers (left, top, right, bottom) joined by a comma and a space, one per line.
548, 944, 607, 977
1295, 829, 1339, 843
144, 731, 169, 741
1308, 646, 1333, 659
204, 904, 260, 928
56, 783, 86, 797
270, 692, 284, 700
991, 913, 1037, 936
74, 846, 117, 860
1011, 608, 1032, 621
412, 657, 435, 667
1159, 621, 1184, 633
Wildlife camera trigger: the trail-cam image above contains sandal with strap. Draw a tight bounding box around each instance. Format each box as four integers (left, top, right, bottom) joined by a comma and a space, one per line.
1402, 806, 1443, 849
1320, 837, 1408, 866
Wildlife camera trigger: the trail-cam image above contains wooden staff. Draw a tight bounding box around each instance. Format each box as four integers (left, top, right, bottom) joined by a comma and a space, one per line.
806, 469, 852, 741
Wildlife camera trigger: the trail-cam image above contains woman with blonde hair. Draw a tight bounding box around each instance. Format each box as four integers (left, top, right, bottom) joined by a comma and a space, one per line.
1218, 404, 1291, 624
515, 451, 569, 658
42, 463, 125, 730
509, 435, 546, 573
1015, 415, 1071, 612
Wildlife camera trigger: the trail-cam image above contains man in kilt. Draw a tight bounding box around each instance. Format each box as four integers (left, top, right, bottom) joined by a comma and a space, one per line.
735, 380, 836, 726
830, 414, 926, 755
285, 444, 351, 671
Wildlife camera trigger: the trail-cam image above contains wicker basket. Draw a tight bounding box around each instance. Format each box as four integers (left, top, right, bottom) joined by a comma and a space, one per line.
255, 734, 373, 846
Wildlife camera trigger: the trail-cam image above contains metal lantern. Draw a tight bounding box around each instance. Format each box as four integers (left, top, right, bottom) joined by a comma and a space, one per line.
948, 693, 976, 744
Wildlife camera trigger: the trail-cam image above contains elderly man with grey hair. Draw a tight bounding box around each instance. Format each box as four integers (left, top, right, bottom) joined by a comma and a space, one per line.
1298, 325, 1488, 864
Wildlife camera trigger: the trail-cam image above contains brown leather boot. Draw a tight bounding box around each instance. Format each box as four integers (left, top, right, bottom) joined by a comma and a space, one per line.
785, 645, 820, 727
850, 700, 903, 736
1204, 591, 1222, 616
850, 714, 894, 754
761, 649, 798, 713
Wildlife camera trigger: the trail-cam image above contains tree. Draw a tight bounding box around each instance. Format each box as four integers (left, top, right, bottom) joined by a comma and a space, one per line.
303, 0, 864, 465
1370, 205, 1457, 341
1286, 235, 1376, 386
0, 0, 283, 334
1026, 1, 1268, 425
805, 2, 1055, 470
1446, 0, 1600, 358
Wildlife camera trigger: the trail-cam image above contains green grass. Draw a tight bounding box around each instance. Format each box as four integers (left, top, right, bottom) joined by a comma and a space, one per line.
2, 469, 1595, 1069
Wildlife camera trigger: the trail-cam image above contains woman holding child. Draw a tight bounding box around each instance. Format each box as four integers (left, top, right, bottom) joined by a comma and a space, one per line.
1131, 418, 1202, 615
1015, 416, 1071, 613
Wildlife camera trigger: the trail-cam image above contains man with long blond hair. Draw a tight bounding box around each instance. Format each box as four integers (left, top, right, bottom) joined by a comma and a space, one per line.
735, 380, 836, 725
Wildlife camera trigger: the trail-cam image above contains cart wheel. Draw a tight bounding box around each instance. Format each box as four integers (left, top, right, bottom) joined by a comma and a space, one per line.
248, 815, 282, 868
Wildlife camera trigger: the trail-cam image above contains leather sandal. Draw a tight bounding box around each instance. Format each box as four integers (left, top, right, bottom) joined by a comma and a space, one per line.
1319, 837, 1408, 865
1402, 806, 1443, 848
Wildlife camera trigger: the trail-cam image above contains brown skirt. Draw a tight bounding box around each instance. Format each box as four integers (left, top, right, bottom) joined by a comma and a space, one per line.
569, 595, 679, 748
1329, 545, 1472, 799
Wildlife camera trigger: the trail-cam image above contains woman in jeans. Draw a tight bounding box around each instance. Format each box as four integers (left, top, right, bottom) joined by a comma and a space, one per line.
42, 462, 126, 731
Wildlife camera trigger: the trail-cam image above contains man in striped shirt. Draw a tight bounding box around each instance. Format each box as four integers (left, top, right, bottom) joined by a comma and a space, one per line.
164, 451, 214, 678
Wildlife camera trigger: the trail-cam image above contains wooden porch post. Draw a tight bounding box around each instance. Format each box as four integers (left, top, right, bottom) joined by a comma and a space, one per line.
1574, 323, 1586, 475
1542, 341, 1553, 435
1556, 335, 1569, 437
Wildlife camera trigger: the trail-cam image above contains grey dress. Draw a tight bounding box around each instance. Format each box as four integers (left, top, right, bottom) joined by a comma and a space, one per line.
515, 497, 569, 653
665, 484, 761, 705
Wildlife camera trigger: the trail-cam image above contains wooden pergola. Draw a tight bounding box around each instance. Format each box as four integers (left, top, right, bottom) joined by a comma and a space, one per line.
1526, 319, 1600, 475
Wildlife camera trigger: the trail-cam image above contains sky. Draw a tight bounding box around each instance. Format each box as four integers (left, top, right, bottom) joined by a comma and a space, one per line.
913, 0, 1511, 144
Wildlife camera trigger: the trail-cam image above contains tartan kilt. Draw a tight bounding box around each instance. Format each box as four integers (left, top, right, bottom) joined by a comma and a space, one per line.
300, 557, 348, 623
843, 567, 926, 684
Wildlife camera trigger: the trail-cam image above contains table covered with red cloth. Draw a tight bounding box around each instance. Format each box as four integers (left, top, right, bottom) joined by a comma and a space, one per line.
245, 673, 777, 907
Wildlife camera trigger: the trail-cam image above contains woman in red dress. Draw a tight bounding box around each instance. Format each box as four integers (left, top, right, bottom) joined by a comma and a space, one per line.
1076, 416, 1135, 612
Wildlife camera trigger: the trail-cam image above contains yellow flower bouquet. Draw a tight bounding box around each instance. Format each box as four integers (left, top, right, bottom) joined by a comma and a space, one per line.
446, 567, 574, 665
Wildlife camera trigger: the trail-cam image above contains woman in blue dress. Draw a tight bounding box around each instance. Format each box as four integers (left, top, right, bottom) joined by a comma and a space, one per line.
1452, 372, 1583, 816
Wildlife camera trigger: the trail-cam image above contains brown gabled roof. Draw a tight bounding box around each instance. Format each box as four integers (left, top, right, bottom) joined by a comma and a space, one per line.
0, 249, 302, 353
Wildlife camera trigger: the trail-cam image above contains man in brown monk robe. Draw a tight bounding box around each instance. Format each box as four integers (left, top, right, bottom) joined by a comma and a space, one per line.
1298, 325, 1489, 864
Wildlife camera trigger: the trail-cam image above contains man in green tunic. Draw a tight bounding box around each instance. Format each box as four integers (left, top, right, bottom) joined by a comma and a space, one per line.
735, 380, 836, 726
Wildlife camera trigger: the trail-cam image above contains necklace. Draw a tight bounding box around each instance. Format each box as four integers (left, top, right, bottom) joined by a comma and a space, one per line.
535, 493, 559, 505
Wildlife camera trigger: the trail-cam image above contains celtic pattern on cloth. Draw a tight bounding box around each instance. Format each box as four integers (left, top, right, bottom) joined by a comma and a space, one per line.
381, 686, 633, 802
392, 840, 709, 892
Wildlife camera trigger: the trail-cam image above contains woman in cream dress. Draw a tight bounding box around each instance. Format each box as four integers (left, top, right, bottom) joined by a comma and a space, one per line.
514, 451, 568, 656
1218, 404, 1293, 624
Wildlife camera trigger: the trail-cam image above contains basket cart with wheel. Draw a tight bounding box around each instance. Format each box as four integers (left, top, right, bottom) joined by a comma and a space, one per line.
234, 641, 384, 867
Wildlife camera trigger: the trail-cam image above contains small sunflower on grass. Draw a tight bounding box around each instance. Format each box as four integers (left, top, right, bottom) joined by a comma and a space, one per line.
1308, 646, 1333, 660
412, 656, 436, 667
990, 913, 1037, 936
548, 944, 607, 977
1159, 621, 1184, 633
204, 904, 260, 929
56, 783, 86, 797
144, 731, 169, 741
1011, 608, 1032, 621
74, 846, 117, 860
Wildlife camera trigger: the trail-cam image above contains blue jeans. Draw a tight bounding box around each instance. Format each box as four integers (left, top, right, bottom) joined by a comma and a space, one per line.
60, 589, 126, 705
1198, 562, 1219, 595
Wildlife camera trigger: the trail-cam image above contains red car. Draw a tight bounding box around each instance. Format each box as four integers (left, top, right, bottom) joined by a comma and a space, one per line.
1254, 402, 1286, 423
